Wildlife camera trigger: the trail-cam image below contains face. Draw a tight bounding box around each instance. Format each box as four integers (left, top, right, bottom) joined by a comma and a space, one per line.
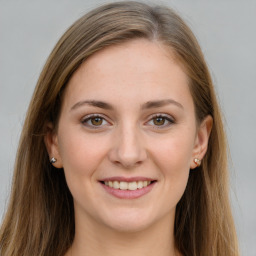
46, 39, 211, 233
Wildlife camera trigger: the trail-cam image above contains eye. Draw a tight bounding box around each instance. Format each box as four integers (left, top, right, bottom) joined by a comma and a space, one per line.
81, 114, 110, 128
147, 114, 174, 128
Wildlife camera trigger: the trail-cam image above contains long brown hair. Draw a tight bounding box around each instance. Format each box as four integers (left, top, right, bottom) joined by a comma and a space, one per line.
0, 1, 239, 255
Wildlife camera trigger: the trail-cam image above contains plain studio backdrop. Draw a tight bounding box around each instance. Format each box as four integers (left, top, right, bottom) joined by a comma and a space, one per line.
0, 0, 255, 255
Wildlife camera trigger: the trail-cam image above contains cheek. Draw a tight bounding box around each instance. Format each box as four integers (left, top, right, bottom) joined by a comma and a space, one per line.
57, 128, 109, 181
57, 131, 110, 207
153, 131, 195, 172
150, 131, 195, 197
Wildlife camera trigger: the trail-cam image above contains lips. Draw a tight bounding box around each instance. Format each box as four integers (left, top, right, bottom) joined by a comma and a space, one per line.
99, 176, 157, 199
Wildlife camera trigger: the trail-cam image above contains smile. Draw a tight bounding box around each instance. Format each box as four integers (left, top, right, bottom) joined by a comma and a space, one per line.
104, 180, 152, 190
100, 177, 157, 199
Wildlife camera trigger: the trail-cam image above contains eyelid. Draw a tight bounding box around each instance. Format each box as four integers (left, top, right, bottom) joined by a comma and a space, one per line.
81, 114, 111, 129
145, 113, 175, 128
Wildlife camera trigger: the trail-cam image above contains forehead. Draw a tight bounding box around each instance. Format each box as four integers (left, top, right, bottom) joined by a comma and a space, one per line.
62, 39, 193, 111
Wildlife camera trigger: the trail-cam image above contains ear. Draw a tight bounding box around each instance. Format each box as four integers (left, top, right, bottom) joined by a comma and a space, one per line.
44, 123, 63, 168
190, 115, 213, 169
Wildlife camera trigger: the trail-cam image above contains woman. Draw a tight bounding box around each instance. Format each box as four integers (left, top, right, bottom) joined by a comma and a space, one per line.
0, 1, 239, 256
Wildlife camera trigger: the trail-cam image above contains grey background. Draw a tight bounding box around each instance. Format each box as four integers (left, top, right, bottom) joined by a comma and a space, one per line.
0, 0, 255, 255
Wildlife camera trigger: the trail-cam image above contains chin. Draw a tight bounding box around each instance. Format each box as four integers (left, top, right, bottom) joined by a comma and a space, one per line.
106, 218, 153, 233
99, 207, 162, 233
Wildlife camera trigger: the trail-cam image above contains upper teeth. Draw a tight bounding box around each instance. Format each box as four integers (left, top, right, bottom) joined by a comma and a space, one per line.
104, 181, 151, 190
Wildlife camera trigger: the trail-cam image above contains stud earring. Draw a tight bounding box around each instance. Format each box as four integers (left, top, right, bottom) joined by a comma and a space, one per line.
50, 157, 57, 164
194, 158, 201, 167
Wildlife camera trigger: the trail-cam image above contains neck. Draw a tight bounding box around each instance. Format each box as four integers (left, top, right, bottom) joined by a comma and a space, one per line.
67, 211, 180, 256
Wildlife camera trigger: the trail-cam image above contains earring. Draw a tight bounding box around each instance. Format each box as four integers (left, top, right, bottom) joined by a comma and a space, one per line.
50, 157, 57, 164
194, 158, 201, 167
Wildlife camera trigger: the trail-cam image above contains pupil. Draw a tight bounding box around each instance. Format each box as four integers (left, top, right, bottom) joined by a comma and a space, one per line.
154, 117, 165, 125
92, 117, 102, 125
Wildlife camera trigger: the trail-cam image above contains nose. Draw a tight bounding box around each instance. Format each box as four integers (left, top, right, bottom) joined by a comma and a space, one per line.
108, 123, 147, 169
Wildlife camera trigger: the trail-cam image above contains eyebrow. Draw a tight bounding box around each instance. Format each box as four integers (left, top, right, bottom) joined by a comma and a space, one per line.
141, 99, 184, 110
70, 99, 184, 111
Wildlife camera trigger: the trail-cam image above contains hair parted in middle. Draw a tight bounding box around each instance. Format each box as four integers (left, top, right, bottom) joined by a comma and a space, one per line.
0, 2, 239, 256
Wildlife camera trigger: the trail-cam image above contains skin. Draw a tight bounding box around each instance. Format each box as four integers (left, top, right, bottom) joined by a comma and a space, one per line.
45, 39, 212, 256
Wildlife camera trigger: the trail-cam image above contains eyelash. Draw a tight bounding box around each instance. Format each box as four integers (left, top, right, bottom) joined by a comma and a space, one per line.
147, 114, 175, 129
81, 113, 175, 130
